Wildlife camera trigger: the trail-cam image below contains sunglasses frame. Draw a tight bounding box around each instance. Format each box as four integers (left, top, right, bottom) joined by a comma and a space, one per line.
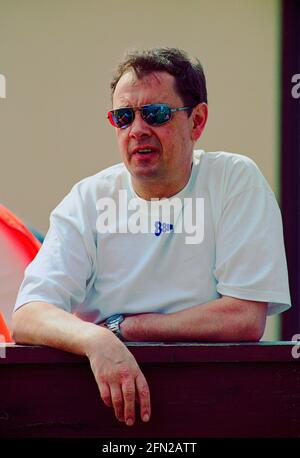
107, 103, 194, 129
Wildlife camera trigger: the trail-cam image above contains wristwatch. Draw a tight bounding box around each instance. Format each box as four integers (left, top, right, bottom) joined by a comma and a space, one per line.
105, 314, 125, 340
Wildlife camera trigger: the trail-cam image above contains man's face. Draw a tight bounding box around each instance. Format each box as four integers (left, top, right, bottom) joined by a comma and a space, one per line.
112, 70, 205, 197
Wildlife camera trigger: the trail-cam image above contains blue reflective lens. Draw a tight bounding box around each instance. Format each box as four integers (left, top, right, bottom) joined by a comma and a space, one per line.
141, 104, 171, 125
112, 108, 134, 129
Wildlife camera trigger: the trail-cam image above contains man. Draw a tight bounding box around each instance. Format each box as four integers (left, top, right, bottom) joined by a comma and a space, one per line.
12, 48, 291, 428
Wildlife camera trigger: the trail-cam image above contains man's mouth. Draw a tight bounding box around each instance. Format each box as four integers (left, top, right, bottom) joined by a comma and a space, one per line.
136, 148, 153, 154
131, 146, 159, 157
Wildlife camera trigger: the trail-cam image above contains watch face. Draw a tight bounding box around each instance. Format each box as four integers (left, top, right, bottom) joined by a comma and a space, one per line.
106, 314, 123, 325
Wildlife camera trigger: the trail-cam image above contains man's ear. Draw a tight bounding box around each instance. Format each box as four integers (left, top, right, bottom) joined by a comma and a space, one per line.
191, 103, 208, 142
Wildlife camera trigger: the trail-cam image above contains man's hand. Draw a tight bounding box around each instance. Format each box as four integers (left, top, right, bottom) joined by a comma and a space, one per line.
85, 329, 151, 426
13, 302, 151, 427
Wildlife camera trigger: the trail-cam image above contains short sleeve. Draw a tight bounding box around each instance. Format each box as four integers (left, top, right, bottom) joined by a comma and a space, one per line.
213, 164, 291, 316
14, 185, 96, 313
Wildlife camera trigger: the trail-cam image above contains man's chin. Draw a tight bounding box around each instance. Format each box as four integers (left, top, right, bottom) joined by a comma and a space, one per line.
130, 165, 162, 180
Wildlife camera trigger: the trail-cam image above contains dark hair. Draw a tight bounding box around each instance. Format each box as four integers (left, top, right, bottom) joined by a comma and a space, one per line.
110, 47, 207, 108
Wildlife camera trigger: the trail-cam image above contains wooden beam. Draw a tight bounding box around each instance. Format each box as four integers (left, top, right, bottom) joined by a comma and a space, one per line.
0, 342, 299, 438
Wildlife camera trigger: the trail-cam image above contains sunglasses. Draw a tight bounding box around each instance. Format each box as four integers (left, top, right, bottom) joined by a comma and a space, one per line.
107, 103, 194, 129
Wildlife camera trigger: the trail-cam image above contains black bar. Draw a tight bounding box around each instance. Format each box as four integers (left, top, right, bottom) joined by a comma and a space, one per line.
1, 343, 300, 438
281, 0, 300, 339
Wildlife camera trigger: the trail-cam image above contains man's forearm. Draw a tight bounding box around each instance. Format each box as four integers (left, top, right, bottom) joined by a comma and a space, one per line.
13, 302, 151, 426
12, 301, 110, 356
120, 296, 267, 342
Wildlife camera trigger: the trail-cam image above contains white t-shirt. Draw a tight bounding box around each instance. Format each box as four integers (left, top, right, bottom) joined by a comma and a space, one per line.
14, 150, 291, 321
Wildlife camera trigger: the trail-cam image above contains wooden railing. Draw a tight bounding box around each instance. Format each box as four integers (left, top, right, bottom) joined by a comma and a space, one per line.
0, 342, 300, 438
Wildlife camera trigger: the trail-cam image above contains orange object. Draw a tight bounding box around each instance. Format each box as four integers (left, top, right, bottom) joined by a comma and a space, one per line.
0, 205, 41, 258
0, 311, 13, 343
0, 204, 42, 335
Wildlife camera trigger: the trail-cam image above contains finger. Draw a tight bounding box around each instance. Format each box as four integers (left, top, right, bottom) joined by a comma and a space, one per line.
98, 381, 112, 407
135, 372, 151, 423
110, 383, 124, 422
122, 377, 136, 426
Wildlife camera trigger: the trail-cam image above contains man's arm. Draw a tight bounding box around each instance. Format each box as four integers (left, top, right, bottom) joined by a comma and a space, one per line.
120, 296, 268, 342
12, 302, 151, 427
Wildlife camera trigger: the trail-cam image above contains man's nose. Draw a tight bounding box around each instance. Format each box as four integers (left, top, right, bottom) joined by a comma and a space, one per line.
129, 111, 152, 139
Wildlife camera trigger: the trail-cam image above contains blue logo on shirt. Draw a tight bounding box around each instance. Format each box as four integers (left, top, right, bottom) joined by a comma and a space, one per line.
154, 221, 174, 236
